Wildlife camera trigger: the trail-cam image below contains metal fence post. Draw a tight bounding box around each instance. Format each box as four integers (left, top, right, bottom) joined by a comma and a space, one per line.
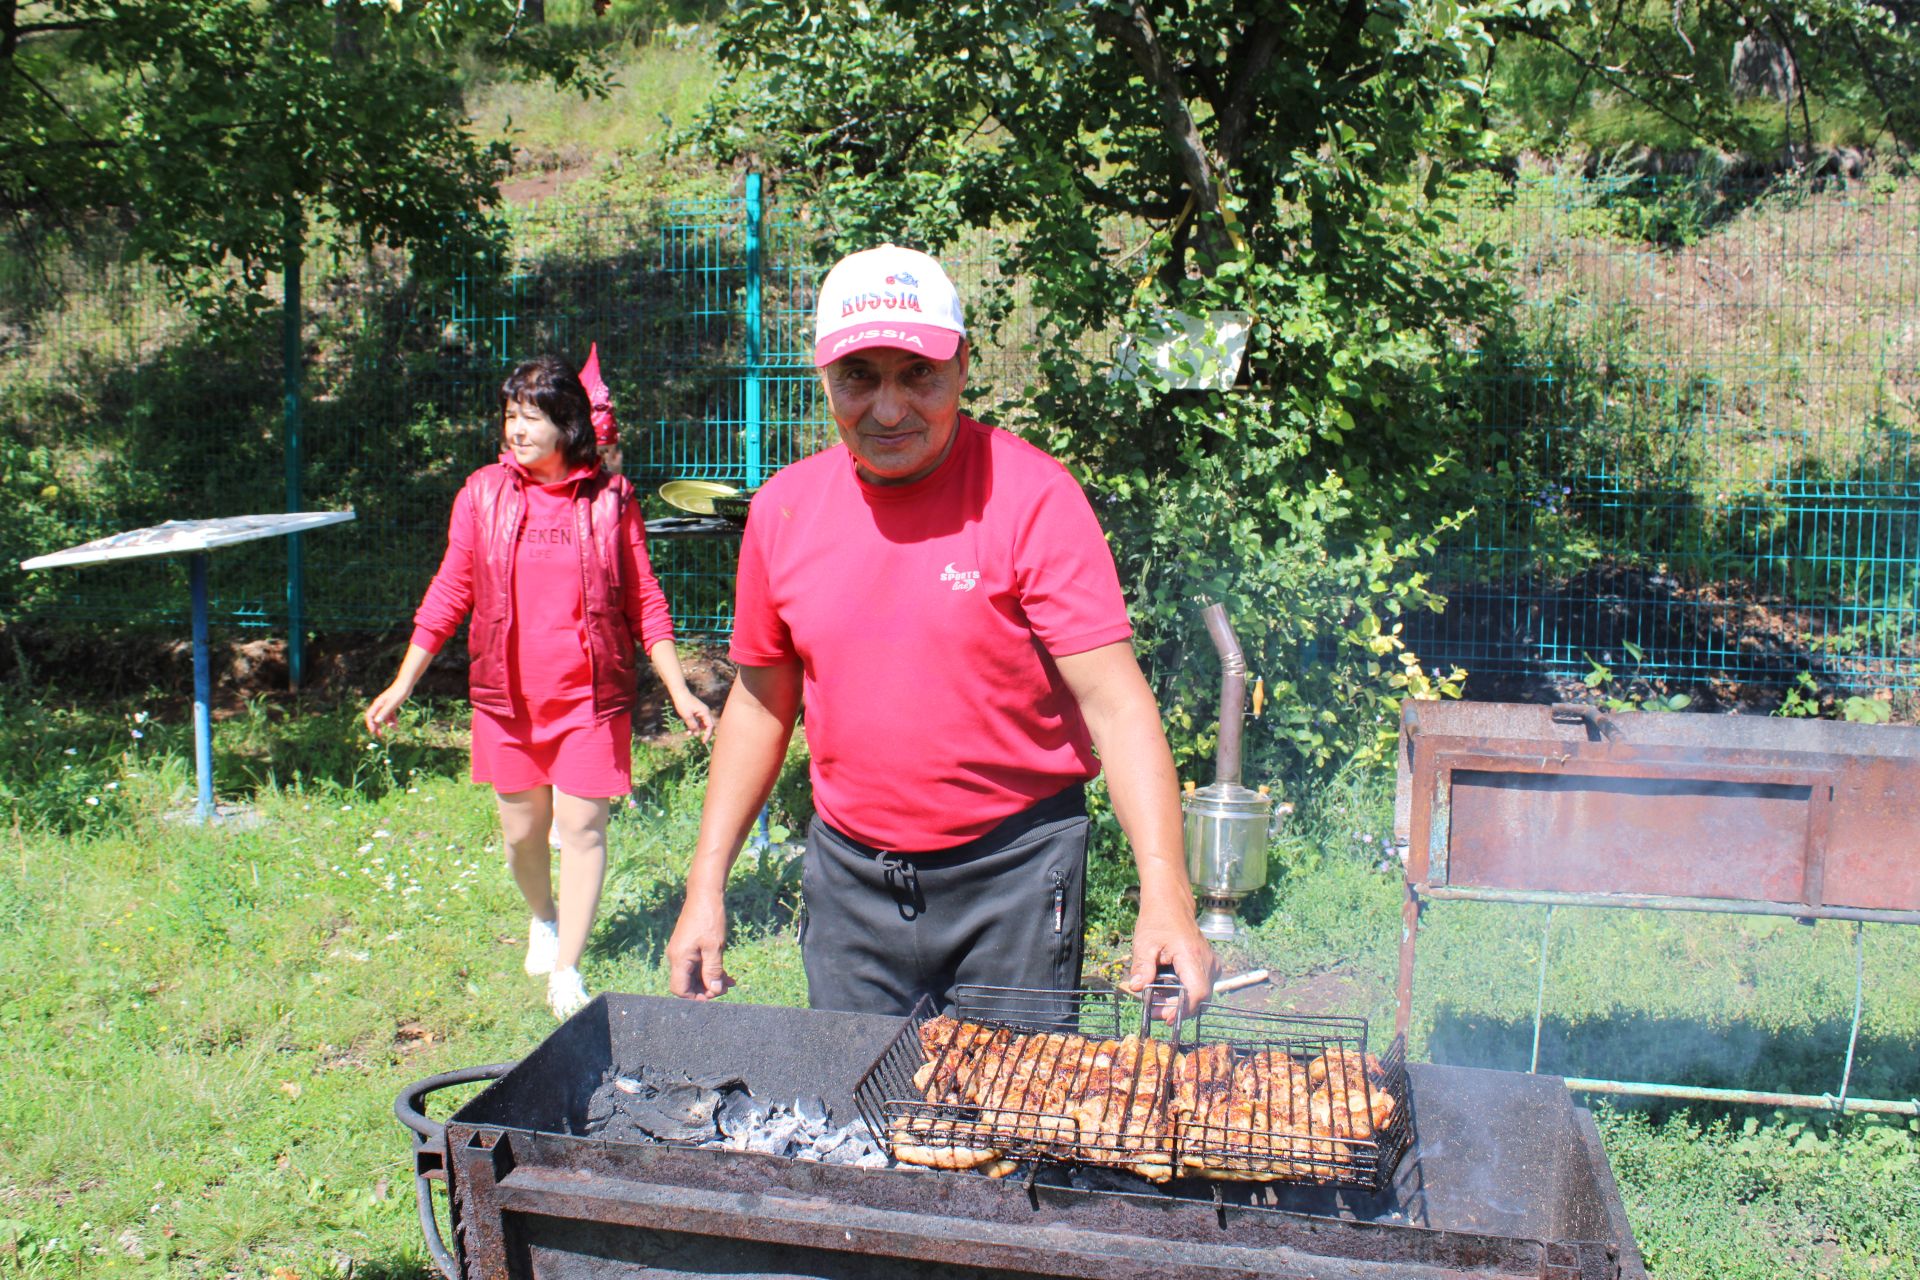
744, 172, 764, 489
283, 225, 306, 688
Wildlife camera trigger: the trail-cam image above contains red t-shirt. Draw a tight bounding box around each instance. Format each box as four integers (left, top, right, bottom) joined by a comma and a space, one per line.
731, 415, 1133, 850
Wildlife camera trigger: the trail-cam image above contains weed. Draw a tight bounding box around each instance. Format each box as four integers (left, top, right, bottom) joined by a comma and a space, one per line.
1598, 1106, 1920, 1279
1776, 671, 1897, 723
1581, 641, 1694, 712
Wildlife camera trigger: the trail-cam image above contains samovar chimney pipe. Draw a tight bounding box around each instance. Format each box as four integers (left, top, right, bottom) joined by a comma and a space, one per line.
1200, 602, 1247, 787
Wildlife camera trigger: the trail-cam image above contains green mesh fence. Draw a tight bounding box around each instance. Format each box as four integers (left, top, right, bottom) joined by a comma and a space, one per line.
1404, 172, 1919, 691
0, 182, 831, 639
2, 172, 1915, 688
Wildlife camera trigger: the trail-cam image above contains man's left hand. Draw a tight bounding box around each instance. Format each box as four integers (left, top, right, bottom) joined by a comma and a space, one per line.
1123, 909, 1219, 1023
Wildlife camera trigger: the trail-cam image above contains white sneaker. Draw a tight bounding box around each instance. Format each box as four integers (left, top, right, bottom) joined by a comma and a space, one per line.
524, 916, 560, 976
547, 966, 590, 1021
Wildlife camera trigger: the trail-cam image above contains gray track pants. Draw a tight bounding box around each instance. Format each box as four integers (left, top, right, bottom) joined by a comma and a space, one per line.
800, 785, 1089, 1017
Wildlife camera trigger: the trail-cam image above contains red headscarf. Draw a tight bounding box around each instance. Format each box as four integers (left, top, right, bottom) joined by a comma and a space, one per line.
578, 342, 618, 447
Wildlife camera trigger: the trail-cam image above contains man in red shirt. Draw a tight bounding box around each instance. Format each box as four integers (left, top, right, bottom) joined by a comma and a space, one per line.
664, 245, 1217, 1018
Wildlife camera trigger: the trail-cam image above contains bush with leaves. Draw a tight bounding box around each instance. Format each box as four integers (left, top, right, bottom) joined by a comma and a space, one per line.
691, 1, 1501, 794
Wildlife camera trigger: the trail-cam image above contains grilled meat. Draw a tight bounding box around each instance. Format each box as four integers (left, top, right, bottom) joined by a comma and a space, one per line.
892, 1018, 1397, 1186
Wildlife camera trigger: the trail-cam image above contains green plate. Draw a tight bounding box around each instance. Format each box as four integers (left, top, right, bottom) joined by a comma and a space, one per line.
657, 479, 739, 515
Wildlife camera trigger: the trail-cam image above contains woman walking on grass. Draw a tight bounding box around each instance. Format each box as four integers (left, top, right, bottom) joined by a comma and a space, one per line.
364, 354, 715, 1019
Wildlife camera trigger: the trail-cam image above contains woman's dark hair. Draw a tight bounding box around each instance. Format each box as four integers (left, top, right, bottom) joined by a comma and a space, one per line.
500, 355, 598, 469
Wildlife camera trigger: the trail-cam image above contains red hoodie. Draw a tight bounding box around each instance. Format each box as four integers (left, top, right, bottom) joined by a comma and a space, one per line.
412, 453, 674, 722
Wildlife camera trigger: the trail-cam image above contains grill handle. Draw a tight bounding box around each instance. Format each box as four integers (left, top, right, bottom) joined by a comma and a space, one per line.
1550, 702, 1623, 742
395, 1063, 515, 1280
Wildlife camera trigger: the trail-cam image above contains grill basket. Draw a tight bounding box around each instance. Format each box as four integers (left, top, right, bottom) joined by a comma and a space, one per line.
854, 985, 1414, 1194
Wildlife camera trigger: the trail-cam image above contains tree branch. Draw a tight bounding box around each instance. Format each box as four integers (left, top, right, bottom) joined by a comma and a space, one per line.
1215, 18, 1282, 165
1087, 1, 1218, 216
1518, 30, 1713, 145
14, 62, 99, 140
1080, 181, 1183, 220
16, 18, 100, 36
1316, 0, 1372, 89
1761, 5, 1815, 161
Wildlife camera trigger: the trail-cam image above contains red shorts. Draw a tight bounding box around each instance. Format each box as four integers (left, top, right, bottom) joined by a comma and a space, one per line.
471, 701, 631, 798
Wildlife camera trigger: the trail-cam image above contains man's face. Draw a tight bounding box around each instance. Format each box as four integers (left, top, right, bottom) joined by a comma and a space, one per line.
819, 342, 969, 486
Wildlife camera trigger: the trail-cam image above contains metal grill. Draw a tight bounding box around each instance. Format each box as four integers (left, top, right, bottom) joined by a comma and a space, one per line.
854, 986, 1413, 1194
1175, 1005, 1414, 1189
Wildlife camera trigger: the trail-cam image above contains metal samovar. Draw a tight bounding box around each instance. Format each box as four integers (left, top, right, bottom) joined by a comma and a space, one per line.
1184, 603, 1283, 941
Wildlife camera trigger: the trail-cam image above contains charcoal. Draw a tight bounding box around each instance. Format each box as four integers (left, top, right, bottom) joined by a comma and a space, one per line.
583, 1065, 752, 1144
581, 1067, 894, 1169
819, 1136, 865, 1166
716, 1090, 769, 1137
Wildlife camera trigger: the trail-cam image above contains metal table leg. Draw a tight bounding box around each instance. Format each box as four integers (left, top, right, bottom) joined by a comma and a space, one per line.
190, 552, 214, 823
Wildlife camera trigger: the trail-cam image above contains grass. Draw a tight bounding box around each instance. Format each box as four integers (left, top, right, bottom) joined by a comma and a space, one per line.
465, 38, 723, 174
0, 688, 805, 1277
1, 689, 1916, 1278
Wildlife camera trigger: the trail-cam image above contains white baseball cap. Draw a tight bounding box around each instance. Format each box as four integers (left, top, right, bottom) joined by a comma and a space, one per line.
813, 244, 966, 368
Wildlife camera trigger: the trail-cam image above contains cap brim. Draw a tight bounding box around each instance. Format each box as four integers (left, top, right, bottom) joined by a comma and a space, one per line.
815, 323, 962, 368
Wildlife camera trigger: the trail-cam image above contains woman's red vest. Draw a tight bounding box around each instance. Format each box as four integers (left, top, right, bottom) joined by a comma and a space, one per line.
461, 462, 638, 722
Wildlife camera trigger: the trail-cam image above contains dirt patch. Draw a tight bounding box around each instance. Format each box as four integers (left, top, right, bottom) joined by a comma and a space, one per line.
315, 1040, 374, 1074
392, 1021, 439, 1059
4, 1177, 104, 1207
1205, 965, 1384, 1020
1414, 560, 1919, 717
501, 157, 599, 206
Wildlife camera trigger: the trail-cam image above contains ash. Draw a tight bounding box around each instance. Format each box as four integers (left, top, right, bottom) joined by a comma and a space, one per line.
705, 1092, 892, 1169
583, 1066, 891, 1168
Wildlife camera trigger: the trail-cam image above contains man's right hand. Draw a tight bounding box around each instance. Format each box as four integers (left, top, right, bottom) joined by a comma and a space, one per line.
665, 892, 735, 1000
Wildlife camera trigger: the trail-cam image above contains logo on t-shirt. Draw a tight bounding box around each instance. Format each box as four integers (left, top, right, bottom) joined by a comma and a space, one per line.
940, 563, 980, 592
519, 523, 573, 562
